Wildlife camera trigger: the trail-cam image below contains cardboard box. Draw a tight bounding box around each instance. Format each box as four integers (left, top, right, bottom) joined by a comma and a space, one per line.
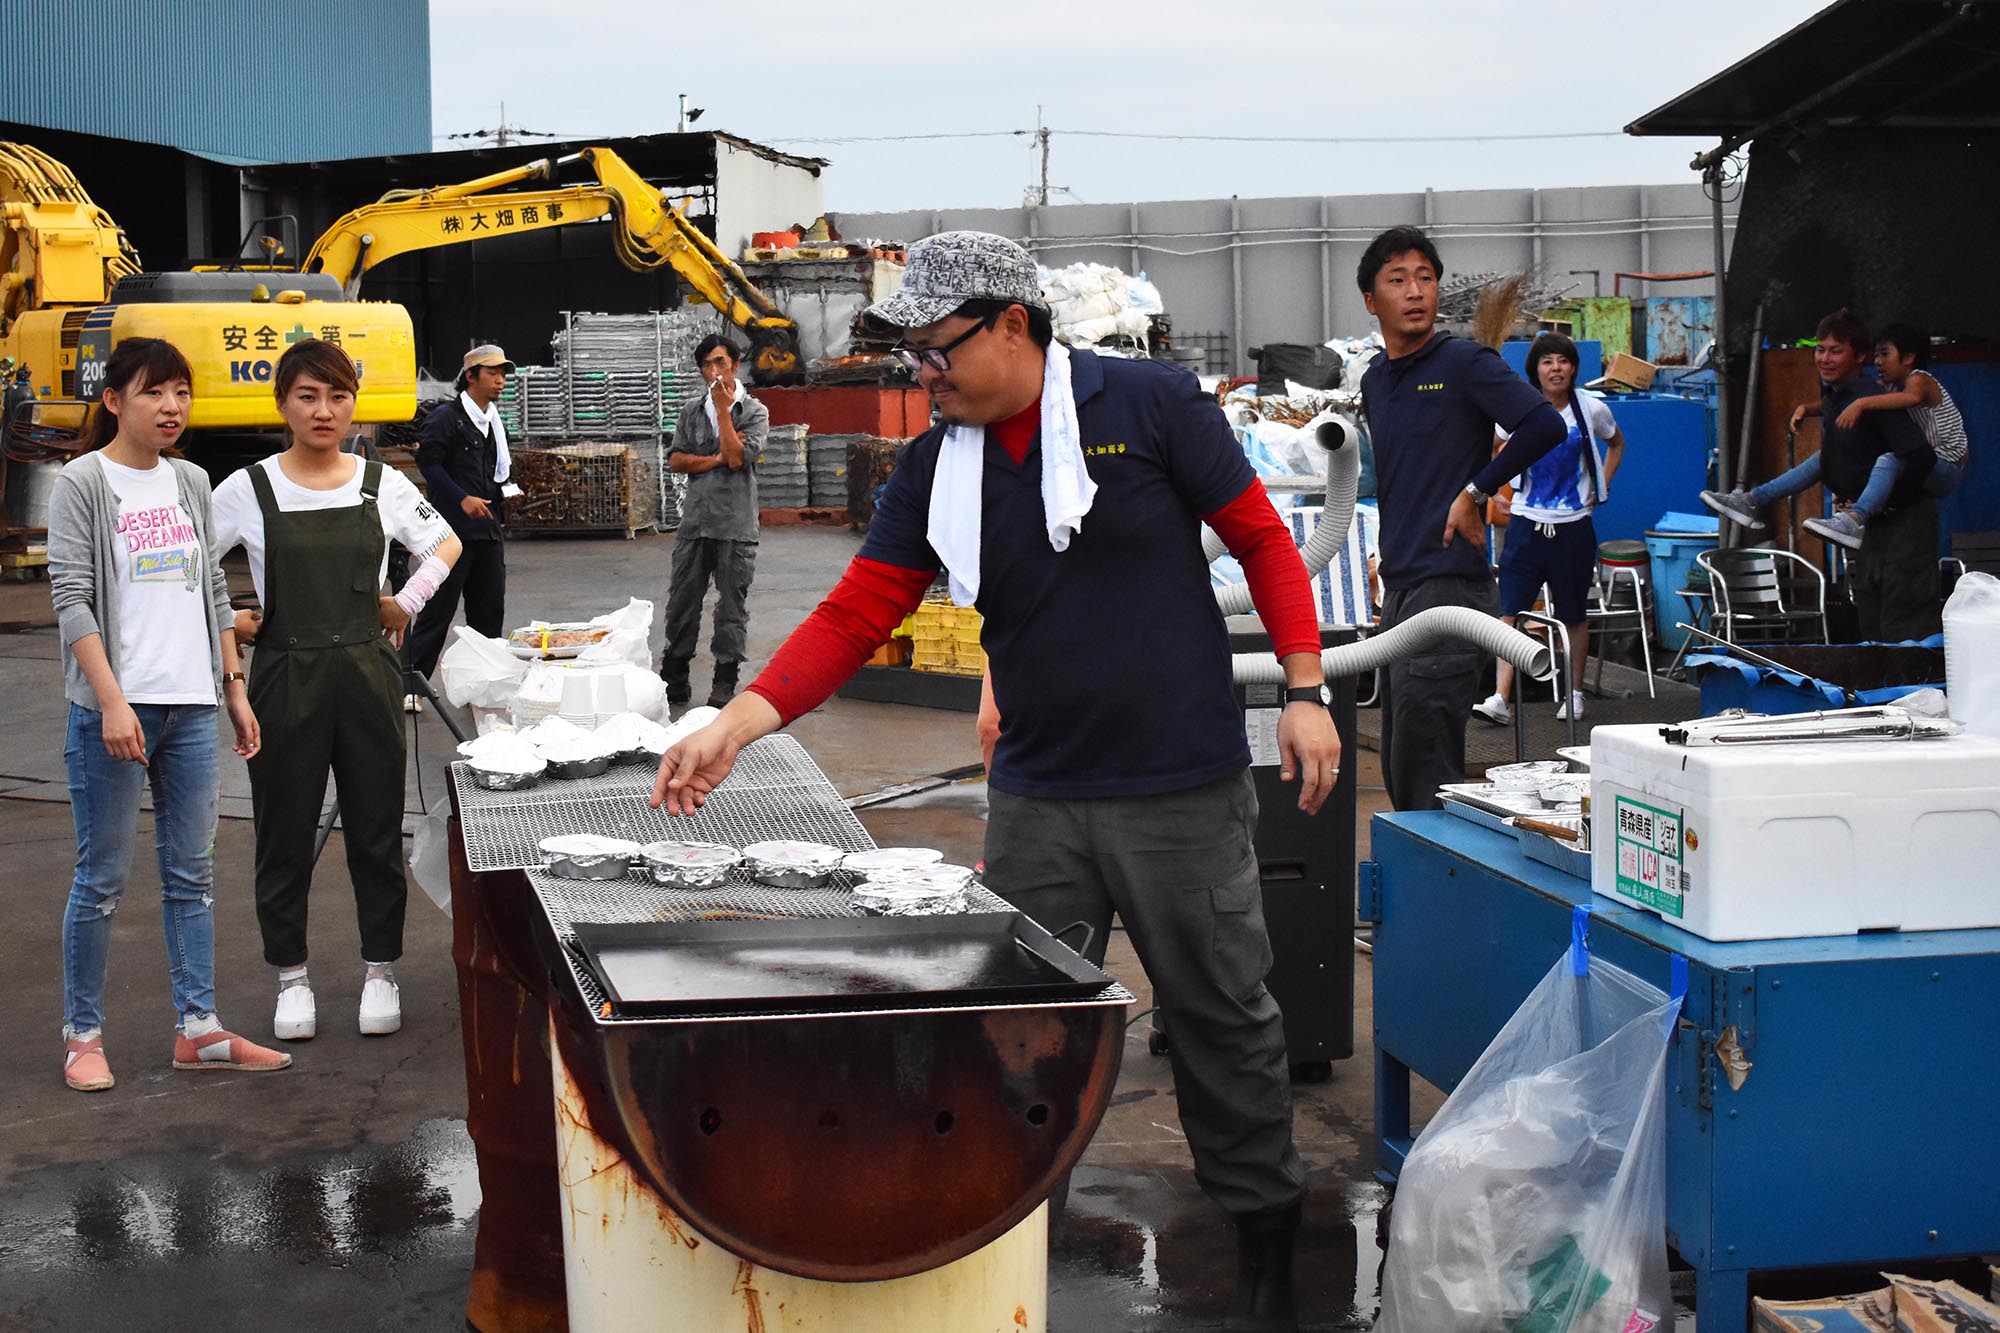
1754, 1275, 2000, 1333
1601, 351, 1658, 391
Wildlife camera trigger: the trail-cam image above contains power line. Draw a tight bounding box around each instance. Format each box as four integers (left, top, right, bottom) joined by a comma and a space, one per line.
1055, 129, 1625, 145
760, 127, 1626, 146
759, 130, 1033, 145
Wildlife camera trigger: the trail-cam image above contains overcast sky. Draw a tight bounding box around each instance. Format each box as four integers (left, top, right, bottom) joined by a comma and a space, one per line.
429, 1, 1829, 215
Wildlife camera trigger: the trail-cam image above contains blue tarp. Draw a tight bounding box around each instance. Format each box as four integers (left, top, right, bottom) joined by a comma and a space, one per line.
1689, 637, 1945, 714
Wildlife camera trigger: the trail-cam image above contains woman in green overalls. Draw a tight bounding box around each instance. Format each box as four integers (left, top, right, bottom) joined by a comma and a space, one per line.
213, 339, 461, 1042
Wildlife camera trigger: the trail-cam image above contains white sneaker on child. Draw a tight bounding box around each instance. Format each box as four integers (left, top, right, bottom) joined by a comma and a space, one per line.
1555, 691, 1587, 722
1472, 693, 1513, 726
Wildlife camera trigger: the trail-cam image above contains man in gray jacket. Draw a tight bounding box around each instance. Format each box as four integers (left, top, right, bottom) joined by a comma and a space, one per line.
661, 334, 770, 708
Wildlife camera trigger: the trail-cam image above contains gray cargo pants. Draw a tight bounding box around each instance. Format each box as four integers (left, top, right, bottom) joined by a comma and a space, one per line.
1378, 574, 1497, 812
663, 537, 756, 665
985, 768, 1306, 1218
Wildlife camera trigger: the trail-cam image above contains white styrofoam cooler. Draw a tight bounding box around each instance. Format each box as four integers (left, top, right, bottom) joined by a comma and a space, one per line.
1589, 724, 2000, 941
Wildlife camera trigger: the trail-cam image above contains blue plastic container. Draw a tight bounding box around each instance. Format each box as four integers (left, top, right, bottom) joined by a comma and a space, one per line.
1645, 528, 1720, 650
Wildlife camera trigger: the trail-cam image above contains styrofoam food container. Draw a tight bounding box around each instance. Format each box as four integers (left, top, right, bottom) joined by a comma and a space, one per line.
1590, 723, 2000, 940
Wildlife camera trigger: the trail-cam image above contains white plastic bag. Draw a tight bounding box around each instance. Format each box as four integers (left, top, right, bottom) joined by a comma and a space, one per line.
408, 794, 454, 919
1945, 571, 2000, 736
437, 625, 528, 709
576, 597, 657, 669
1378, 912, 1684, 1333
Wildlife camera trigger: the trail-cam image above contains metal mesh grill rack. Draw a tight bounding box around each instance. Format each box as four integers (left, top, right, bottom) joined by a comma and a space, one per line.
453, 735, 872, 872
458, 734, 1135, 1025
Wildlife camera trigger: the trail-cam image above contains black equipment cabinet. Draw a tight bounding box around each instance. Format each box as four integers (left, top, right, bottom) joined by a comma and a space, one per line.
1150, 623, 1359, 1082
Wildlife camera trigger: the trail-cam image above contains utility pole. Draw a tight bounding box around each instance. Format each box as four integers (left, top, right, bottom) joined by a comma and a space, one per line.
1035, 106, 1051, 207
497, 102, 509, 148
678, 94, 688, 134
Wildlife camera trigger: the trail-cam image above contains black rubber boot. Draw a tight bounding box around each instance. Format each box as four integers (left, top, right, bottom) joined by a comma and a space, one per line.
706, 661, 739, 709
661, 656, 691, 705
1227, 1200, 1301, 1330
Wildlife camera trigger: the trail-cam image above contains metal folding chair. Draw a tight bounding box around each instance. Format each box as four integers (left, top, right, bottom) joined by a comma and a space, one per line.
1697, 547, 1830, 645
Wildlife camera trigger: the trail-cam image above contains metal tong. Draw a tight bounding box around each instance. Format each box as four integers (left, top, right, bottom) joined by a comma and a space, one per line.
1663, 705, 1962, 747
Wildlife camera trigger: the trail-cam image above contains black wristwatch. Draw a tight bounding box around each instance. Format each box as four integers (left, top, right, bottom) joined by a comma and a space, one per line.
1283, 686, 1325, 707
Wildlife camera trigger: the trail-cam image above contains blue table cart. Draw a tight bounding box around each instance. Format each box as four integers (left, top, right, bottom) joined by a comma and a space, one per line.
1365, 812, 2000, 1332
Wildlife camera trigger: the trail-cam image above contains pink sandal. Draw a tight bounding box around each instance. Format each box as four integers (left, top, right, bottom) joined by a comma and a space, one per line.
64, 1036, 114, 1093
173, 1028, 292, 1072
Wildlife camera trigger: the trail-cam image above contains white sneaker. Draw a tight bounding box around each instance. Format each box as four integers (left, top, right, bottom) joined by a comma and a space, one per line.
359, 976, 402, 1036
274, 983, 317, 1041
1472, 693, 1513, 726
1556, 691, 1587, 721
403, 693, 424, 714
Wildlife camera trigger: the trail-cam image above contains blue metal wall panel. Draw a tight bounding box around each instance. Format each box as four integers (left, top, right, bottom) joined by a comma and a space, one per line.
0, 0, 429, 163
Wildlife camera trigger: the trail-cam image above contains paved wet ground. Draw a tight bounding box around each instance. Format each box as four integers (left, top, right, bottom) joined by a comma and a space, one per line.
2, 527, 1418, 1331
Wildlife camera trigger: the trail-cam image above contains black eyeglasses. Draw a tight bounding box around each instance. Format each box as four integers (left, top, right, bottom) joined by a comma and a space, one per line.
890, 310, 1001, 376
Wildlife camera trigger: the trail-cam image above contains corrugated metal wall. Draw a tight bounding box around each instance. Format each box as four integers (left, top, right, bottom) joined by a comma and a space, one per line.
0, 0, 429, 163
836, 183, 1736, 377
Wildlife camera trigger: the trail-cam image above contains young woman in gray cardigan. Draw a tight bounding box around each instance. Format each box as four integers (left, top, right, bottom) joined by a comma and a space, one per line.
46, 337, 290, 1091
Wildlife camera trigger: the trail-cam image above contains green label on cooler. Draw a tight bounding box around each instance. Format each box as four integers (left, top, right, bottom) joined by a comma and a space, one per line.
1613, 793, 1685, 917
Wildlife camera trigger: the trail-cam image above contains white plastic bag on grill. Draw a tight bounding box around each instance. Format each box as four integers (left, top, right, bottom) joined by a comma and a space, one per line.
437, 624, 527, 709
1377, 916, 1683, 1333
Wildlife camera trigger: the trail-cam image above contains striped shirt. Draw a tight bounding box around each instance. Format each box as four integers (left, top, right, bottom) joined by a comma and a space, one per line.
1912, 372, 1970, 465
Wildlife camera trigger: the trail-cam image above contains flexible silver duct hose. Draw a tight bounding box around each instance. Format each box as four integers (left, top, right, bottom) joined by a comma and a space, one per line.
1210, 412, 1360, 616
1230, 606, 1555, 685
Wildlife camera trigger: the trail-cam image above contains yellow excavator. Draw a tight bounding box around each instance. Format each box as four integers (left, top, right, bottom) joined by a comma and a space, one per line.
3, 140, 800, 524
292, 146, 801, 383
0, 140, 418, 451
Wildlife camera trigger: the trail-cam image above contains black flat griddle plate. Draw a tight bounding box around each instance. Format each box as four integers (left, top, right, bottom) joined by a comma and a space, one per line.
570, 912, 1112, 1017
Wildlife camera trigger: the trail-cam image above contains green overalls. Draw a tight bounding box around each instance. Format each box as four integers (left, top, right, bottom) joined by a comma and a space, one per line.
245, 460, 408, 968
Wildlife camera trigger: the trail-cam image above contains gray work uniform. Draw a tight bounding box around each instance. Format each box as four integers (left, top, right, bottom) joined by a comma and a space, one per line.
664, 392, 769, 666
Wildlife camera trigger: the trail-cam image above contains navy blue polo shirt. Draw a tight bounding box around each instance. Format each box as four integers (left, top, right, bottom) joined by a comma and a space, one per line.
1361, 332, 1549, 590
859, 349, 1256, 799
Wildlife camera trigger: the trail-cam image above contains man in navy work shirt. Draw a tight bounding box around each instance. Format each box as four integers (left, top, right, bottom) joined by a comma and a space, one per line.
1356, 226, 1566, 810
651, 230, 1339, 1328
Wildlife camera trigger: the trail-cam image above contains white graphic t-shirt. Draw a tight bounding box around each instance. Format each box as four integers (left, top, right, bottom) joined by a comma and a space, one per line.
211, 454, 454, 605
1498, 391, 1619, 525
97, 456, 216, 705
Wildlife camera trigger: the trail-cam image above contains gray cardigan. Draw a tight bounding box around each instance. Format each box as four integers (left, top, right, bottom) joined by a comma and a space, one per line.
48, 451, 234, 711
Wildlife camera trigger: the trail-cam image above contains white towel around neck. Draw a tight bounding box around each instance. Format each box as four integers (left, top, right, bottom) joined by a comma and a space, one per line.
460, 389, 511, 484
703, 377, 748, 439
926, 340, 1096, 606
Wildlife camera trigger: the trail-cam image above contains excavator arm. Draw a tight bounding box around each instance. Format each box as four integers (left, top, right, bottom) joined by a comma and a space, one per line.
301, 148, 801, 381
0, 141, 142, 334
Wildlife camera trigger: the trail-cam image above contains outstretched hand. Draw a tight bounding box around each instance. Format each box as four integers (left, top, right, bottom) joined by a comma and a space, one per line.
650, 720, 745, 815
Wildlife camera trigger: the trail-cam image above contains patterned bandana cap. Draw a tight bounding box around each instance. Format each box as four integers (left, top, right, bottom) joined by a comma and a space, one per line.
865, 230, 1048, 330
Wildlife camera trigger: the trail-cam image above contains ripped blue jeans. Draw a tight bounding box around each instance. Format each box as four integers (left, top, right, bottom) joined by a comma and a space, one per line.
63, 702, 219, 1037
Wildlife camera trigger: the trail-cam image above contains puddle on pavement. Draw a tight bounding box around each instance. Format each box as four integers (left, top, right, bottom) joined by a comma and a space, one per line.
1049, 1174, 1389, 1329
1, 1117, 479, 1274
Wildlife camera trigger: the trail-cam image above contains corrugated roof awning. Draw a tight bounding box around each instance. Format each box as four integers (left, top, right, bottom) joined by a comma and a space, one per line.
1626, 0, 2000, 143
